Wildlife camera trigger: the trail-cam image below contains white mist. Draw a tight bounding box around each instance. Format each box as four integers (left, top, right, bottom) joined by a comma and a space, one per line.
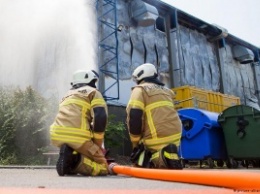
0, 0, 98, 99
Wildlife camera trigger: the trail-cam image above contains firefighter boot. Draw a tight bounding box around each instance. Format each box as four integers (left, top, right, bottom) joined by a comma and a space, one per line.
56, 144, 80, 176
161, 144, 183, 170
72, 157, 108, 176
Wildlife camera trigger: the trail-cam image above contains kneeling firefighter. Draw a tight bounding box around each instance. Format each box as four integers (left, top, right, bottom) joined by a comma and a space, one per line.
126, 63, 183, 169
50, 69, 112, 176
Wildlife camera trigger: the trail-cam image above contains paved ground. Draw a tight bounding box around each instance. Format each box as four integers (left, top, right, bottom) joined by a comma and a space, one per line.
0, 166, 259, 194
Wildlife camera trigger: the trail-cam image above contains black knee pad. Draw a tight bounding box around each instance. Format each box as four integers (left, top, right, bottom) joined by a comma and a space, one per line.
163, 144, 178, 153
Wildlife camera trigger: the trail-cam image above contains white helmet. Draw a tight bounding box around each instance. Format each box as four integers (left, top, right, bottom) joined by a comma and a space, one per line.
71, 69, 99, 86
132, 63, 157, 83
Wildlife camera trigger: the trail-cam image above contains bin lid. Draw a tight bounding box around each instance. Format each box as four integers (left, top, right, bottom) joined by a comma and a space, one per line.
218, 105, 260, 124
178, 108, 220, 139
218, 104, 260, 141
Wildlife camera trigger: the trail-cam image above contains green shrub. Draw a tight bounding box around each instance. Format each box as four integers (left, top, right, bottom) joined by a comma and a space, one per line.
0, 86, 57, 165
104, 114, 126, 149
0, 85, 129, 165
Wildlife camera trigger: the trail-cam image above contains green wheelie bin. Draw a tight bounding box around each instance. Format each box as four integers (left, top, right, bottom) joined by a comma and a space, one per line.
218, 105, 260, 168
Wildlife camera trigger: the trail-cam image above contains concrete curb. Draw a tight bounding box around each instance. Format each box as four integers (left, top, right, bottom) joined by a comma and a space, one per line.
0, 165, 56, 169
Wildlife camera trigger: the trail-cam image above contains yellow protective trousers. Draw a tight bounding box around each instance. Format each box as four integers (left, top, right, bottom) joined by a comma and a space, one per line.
73, 141, 108, 176
72, 157, 108, 176
54, 140, 108, 176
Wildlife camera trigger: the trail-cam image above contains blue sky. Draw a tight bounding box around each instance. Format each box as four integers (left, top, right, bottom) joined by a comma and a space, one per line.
161, 0, 260, 47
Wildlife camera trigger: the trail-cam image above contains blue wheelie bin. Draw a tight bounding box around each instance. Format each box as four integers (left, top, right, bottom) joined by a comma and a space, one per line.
178, 108, 227, 168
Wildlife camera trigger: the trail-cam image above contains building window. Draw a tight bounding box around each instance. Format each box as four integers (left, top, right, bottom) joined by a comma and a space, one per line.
156, 17, 165, 32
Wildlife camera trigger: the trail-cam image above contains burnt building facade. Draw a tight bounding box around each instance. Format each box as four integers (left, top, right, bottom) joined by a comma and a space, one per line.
97, 0, 260, 110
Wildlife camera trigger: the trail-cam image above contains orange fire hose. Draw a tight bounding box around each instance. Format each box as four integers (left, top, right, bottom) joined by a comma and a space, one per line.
111, 165, 260, 189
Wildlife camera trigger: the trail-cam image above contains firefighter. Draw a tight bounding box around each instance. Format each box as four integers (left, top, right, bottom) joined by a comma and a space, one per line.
50, 69, 112, 176
126, 63, 183, 169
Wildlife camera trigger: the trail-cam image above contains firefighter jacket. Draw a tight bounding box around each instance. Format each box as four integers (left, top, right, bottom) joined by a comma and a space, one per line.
126, 82, 182, 152
50, 85, 108, 149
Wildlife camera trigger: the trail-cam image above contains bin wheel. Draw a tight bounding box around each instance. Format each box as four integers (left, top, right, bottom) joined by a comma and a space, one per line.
226, 158, 238, 169
199, 160, 203, 168
241, 160, 249, 168
216, 160, 224, 167
181, 159, 186, 168
232, 160, 238, 169
226, 160, 232, 169
251, 160, 260, 168
231, 159, 238, 169
207, 158, 214, 169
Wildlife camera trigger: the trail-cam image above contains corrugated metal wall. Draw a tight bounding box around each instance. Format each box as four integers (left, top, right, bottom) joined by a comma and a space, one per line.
178, 25, 220, 91
98, 0, 260, 109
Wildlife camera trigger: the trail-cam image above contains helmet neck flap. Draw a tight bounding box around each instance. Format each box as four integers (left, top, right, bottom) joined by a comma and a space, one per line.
138, 75, 165, 86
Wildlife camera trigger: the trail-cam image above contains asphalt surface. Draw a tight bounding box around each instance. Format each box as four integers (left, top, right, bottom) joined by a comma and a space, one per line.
1, 166, 259, 194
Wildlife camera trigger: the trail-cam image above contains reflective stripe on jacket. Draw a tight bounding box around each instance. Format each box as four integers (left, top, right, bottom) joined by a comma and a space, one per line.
126, 82, 182, 151
50, 85, 107, 147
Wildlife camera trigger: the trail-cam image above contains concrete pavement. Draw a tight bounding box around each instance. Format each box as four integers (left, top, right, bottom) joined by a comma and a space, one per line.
0, 166, 259, 194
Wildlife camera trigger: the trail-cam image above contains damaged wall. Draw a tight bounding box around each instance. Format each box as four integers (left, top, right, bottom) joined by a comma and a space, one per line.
221, 43, 260, 109
178, 25, 220, 91
98, 0, 260, 108
99, 0, 169, 80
